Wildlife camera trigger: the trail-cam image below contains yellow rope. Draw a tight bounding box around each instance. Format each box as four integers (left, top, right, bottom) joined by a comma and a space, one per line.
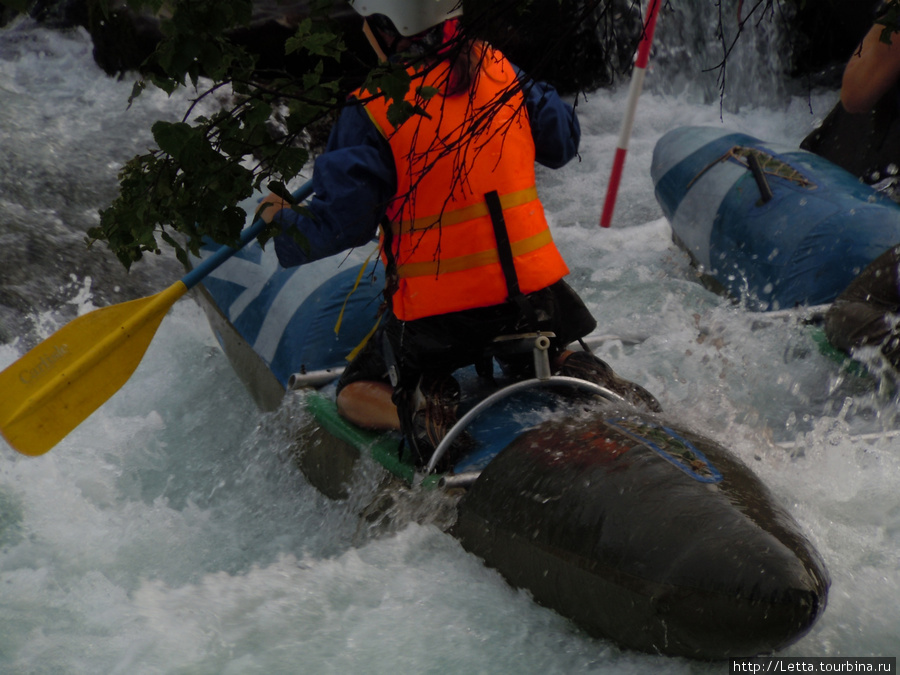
333, 247, 384, 363
345, 313, 383, 362
334, 247, 379, 335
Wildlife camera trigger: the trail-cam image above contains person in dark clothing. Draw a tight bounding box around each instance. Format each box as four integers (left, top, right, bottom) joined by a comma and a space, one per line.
825, 245, 900, 368
821, 4, 900, 367
801, 1, 900, 193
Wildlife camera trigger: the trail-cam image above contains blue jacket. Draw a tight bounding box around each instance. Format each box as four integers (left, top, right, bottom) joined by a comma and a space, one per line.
273, 68, 581, 268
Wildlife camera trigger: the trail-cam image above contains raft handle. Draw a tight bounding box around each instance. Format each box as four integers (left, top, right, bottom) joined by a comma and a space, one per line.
747, 152, 774, 204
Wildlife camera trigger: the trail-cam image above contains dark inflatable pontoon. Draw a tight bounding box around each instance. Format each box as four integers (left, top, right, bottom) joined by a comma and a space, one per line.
454, 409, 827, 657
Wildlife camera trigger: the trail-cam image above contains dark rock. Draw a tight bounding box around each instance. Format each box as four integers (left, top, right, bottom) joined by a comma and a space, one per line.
785, 0, 882, 86
13, 0, 644, 95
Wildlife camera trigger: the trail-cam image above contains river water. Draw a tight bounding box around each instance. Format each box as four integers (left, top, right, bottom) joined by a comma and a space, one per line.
1, 12, 898, 675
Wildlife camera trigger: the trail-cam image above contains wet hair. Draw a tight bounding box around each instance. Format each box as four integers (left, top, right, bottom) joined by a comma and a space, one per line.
368, 14, 485, 97
444, 34, 489, 97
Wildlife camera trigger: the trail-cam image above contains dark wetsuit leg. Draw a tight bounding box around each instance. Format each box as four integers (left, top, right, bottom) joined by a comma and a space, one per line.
825, 245, 900, 366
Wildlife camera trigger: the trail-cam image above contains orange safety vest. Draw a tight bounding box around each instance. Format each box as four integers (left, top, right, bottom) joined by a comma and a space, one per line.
359, 47, 569, 321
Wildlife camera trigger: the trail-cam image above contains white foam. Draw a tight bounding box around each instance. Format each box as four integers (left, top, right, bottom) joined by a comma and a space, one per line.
1, 17, 897, 675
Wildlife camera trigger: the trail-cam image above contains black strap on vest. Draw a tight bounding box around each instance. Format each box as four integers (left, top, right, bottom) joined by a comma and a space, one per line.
485, 190, 521, 297
379, 215, 400, 308
485, 190, 537, 328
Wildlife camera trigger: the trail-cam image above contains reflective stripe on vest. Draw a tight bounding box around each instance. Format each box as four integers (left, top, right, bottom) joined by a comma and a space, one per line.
390, 187, 538, 236
397, 228, 553, 279
360, 48, 569, 321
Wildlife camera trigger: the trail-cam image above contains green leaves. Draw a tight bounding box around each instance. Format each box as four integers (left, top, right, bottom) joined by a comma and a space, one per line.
878, 1, 900, 45
358, 62, 433, 129
286, 17, 346, 60
86, 0, 543, 269
151, 121, 194, 157
147, 0, 255, 88
88, 0, 355, 267
89, 138, 256, 269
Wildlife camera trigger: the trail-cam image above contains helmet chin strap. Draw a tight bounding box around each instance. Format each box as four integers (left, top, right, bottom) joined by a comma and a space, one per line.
363, 19, 391, 62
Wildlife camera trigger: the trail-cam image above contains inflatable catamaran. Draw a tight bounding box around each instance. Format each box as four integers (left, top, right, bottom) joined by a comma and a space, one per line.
651, 125, 900, 311
187, 191, 830, 659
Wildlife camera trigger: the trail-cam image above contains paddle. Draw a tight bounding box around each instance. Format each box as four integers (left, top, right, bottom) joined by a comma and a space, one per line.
0, 181, 313, 456
599, 0, 661, 228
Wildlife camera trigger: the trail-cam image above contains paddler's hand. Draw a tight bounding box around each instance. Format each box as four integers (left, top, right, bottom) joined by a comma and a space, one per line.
256, 192, 291, 224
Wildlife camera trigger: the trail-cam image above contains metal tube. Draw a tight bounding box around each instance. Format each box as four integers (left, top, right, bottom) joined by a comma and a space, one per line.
421, 376, 628, 477
439, 471, 482, 489
287, 367, 345, 389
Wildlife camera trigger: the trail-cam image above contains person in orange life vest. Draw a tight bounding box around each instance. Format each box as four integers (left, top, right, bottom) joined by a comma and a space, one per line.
258, 0, 660, 465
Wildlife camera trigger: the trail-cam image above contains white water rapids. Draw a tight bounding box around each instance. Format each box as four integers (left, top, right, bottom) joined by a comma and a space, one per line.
0, 14, 897, 674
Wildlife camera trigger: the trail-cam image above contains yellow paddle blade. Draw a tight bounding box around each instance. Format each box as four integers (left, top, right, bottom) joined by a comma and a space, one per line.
0, 282, 188, 456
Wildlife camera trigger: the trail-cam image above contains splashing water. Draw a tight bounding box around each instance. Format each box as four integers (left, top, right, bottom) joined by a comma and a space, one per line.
0, 13, 897, 675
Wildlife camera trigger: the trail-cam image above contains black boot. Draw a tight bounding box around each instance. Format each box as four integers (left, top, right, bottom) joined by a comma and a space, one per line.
406, 375, 463, 469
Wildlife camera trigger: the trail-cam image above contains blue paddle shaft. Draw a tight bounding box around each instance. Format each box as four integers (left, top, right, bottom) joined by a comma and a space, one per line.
181, 180, 313, 290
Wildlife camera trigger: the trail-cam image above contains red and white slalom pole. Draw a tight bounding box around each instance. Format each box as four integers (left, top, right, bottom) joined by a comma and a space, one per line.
599, 0, 662, 228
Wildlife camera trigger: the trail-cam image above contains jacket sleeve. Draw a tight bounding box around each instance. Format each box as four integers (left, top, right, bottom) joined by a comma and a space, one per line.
516, 70, 581, 169
272, 103, 397, 268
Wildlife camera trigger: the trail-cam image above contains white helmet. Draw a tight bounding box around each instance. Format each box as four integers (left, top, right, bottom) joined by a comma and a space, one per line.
349, 0, 462, 37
